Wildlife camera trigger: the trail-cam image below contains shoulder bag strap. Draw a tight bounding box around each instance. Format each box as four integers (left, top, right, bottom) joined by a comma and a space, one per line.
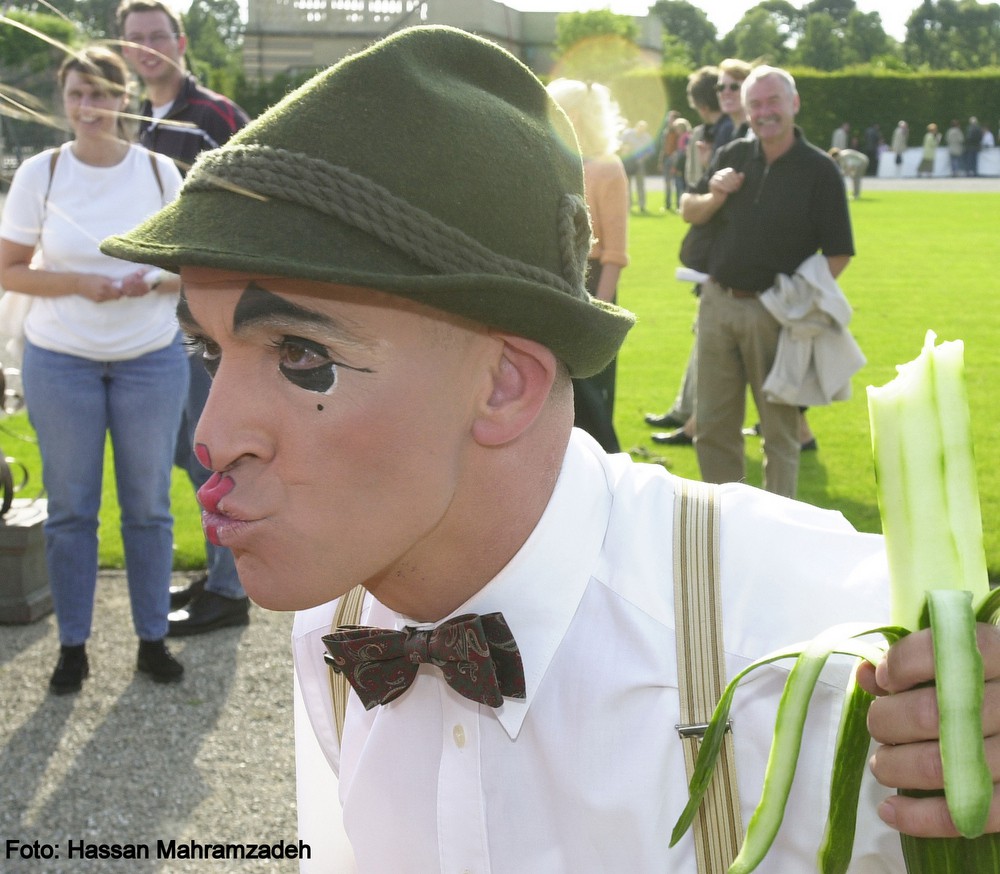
674, 479, 743, 872
147, 150, 164, 201
328, 584, 367, 744
43, 145, 62, 217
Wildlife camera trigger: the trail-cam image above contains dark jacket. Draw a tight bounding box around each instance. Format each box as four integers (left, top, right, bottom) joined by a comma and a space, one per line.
137, 74, 249, 174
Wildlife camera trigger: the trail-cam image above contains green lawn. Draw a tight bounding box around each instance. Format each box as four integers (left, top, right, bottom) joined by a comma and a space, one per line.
2, 189, 998, 578
616, 189, 1000, 580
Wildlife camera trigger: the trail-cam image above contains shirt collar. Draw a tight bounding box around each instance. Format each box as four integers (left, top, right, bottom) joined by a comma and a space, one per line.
371, 430, 614, 740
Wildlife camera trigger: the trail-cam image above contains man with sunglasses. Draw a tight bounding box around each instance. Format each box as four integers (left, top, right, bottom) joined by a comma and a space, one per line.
117, 0, 252, 635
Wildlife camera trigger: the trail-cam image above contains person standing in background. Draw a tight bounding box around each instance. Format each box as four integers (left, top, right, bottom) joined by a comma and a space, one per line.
863, 122, 881, 175
917, 123, 940, 178
651, 57, 751, 449
890, 120, 908, 175
658, 109, 679, 212
546, 78, 628, 453
964, 116, 983, 177
667, 116, 692, 212
117, 0, 251, 635
643, 66, 723, 433
620, 119, 654, 213
945, 119, 965, 176
0, 47, 186, 693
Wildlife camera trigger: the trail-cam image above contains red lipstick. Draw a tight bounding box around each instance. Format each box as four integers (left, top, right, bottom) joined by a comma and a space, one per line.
197, 472, 236, 546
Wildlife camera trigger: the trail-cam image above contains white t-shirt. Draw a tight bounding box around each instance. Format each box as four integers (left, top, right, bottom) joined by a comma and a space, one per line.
292, 429, 904, 873
0, 143, 182, 361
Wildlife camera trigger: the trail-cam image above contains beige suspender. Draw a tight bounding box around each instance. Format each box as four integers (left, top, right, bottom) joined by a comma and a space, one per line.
329, 583, 366, 744
326, 479, 743, 870
673, 479, 743, 872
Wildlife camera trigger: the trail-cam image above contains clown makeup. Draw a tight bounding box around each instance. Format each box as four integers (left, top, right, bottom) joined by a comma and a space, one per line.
178, 281, 375, 395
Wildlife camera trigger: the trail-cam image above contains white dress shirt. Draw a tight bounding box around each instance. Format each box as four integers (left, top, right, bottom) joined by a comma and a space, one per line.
293, 429, 904, 873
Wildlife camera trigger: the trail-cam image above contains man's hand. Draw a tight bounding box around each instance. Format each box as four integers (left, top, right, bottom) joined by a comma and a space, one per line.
708, 167, 745, 197
857, 625, 1000, 836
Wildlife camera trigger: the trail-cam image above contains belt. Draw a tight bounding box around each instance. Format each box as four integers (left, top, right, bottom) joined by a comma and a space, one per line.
711, 279, 761, 299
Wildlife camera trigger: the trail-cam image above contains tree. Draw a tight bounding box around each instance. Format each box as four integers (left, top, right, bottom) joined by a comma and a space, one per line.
22, 0, 118, 38
186, 0, 244, 53
794, 11, 843, 69
904, 0, 1000, 69
553, 10, 642, 82
842, 10, 892, 64
728, 6, 790, 63
555, 9, 639, 55
802, 0, 858, 28
0, 10, 80, 154
650, 0, 718, 66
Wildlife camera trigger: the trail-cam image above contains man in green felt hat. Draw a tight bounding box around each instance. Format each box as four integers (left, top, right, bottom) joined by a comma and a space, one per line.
103, 25, 1000, 873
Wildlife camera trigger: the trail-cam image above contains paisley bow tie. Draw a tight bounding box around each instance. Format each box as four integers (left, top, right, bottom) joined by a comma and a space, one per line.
322, 612, 525, 710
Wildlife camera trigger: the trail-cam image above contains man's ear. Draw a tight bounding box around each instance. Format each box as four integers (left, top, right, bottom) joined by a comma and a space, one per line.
472, 334, 558, 447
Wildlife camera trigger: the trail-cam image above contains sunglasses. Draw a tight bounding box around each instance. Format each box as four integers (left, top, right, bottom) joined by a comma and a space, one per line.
715, 82, 742, 93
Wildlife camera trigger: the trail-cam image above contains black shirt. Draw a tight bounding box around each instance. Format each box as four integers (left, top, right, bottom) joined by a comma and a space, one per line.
699, 128, 854, 292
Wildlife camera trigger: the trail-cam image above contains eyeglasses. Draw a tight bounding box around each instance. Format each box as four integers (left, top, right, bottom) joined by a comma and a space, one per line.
125, 31, 177, 47
715, 82, 742, 93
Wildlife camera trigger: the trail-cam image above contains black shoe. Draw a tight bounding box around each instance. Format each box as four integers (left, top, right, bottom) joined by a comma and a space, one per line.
137, 639, 184, 683
168, 590, 250, 637
169, 574, 207, 609
801, 438, 818, 452
651, 428, 693, 446
644, 411, 687, 429
49, 644, 89, 695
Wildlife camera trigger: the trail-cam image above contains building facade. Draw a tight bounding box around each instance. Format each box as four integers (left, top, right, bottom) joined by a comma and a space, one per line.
243, 0, 662, 82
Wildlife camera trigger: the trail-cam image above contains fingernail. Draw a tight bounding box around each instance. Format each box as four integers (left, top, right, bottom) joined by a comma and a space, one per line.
878, 799, 897, 827
875, 659, 889, 690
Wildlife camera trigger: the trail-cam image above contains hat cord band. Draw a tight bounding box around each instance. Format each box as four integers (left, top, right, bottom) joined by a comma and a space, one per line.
185, 145, 590, 299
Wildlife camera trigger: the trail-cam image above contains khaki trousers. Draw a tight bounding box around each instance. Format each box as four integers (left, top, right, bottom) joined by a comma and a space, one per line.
694, 280, 800, 498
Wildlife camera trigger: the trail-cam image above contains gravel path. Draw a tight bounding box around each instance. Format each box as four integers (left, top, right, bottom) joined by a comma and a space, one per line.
1, 571, 300, 873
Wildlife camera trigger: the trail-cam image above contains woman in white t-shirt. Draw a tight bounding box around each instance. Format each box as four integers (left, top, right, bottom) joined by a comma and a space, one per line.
0, 46, 186, 694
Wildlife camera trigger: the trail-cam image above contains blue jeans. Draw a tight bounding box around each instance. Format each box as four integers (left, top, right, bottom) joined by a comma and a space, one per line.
23, 336, 187, 645
173, 353, 244, 599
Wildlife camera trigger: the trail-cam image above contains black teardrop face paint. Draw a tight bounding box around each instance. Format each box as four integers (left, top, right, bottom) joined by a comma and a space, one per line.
278, 337, 339, 394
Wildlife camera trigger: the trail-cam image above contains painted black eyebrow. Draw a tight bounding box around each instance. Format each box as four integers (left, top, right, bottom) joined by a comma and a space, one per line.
232, 282, 342, 334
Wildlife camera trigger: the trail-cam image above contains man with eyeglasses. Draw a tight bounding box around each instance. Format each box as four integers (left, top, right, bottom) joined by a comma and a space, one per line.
117, 0, 253, 635
117, 1, 249, 172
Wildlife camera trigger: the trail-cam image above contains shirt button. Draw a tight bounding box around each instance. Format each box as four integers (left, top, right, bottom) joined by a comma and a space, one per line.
452, 724, 466, 748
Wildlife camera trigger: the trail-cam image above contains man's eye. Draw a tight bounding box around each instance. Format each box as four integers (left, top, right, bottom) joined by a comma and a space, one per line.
276, 337, 339, 394
279, 338, 328, 370
202, 341, 221, 376
184, 336, 220, 377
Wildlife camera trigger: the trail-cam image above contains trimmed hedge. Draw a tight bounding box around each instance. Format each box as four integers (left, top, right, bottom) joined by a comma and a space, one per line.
613, 67, 1000, 148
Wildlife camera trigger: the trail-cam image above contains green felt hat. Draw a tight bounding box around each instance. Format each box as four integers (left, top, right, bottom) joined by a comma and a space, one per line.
101, 25, 634, 377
